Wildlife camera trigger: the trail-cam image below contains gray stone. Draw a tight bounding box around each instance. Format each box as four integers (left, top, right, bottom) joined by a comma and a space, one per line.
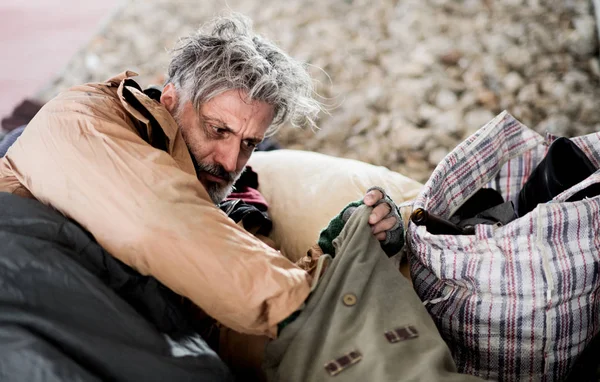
539, 76, 559, 94
411, 46, 436, 68
404, 153, 432, 180
431, 110, 464, 135
590, 58, 600, 78
374, 113, 393, 135
517, 84, 540, 103
439, 50, 462, 66
503, 0, 523, 6
392, 62, 427, 77
395, 78, 436, 104
502, 71, 525, 94
482, 34, 513, 55
463, 64, 484, 88
549, 83, 569, 105
458, 91, 478, 110
578, 98, 600, 125
568, 15, 598, 56
365, 86, 386, 108
418, 103, 441, 123
511, 105, 534, 127
563, 70, 590, 90
428, 147, 450, 166
536, 115, 570, 137
503, 46, 533, 71
464, 108, 496, 135
435, 89, 458, 110
477, 88, 499, 110
529, 21, 558, 52
389, 123, 432, 151
458, 35, 483, 56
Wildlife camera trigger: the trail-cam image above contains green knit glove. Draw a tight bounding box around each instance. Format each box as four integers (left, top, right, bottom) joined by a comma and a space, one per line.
317, 193, 404, 258
317, 201, 364, 257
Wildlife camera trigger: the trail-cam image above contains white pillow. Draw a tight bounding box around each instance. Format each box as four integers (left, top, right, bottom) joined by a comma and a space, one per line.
249, 150, 423, 262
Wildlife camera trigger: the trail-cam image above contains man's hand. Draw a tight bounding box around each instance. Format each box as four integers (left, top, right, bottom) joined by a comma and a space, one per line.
363, 187, 399, 242
318, 186, 405, 258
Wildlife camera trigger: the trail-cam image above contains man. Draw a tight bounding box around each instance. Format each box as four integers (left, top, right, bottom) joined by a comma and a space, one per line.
0, 13, 399, 338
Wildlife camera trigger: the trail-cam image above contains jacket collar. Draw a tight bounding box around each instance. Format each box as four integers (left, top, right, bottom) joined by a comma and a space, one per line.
107, 71, 178, 153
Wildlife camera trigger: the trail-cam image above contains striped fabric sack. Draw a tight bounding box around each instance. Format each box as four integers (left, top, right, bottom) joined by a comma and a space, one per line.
406, 111, 600, 381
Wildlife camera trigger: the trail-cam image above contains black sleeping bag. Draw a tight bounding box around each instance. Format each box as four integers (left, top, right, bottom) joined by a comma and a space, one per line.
0, 192, 232, 381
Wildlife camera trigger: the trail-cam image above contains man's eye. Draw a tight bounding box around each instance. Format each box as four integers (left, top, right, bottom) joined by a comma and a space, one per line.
243, 141, 257, 150
212, 126, 227, 135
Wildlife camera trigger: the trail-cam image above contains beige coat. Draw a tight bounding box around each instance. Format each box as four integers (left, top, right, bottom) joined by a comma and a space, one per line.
0, 71, 311, 338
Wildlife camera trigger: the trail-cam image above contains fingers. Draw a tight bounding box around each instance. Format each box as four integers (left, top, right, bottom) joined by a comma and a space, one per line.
363, 188, 384, 206
371, 216, 397, 235
364, 187, 400, 244
369, 202, 391, 225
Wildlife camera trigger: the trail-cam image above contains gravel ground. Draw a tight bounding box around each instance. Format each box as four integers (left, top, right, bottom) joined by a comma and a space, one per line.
38, 0, 600, 183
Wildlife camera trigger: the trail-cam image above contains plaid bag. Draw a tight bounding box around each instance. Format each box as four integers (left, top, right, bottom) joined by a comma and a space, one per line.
406, 111, 600, 381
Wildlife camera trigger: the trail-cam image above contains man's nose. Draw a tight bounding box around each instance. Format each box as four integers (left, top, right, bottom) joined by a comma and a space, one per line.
215, 141, 240, 173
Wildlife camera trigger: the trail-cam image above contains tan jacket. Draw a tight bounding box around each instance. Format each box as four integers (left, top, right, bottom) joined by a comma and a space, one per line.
0, 71, 311, 338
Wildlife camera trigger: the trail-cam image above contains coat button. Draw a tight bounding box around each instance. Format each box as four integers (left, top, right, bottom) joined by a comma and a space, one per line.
342, 293, 357, 306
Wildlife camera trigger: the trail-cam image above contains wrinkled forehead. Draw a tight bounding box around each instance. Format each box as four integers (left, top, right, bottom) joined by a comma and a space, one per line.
197, 90, 274, 133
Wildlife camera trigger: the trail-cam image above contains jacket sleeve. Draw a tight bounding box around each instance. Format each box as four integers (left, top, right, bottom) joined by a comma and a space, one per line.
4, 95, 311, 338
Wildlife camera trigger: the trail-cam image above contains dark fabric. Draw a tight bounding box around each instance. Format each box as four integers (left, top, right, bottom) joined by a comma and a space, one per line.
226, 188, 269, 212
566, 182, 600, 202
518, 137, 597, 216
143, 86, 163, 101
227, 166, 269, 211
0, 192, 232, 382
0, 124, 25, 157
1, 99, 43, 131
565, 331, 600, 381
455, 201, 517, 229
234, 166, 260, 190
450, 188, 505, 223
219, 198, 272, 236
121, 79, 169, 152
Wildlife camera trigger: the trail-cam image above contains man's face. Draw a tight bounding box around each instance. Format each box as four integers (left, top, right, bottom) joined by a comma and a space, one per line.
166, 88, 274, 204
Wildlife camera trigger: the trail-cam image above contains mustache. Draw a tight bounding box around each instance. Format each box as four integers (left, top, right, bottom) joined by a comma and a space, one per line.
192, 158, 237, 183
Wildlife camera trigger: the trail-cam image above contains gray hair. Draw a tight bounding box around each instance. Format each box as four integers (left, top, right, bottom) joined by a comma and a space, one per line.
166, 13, 322, 134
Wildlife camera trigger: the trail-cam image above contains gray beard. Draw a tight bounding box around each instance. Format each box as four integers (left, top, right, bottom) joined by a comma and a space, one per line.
191, 157, 244, 204
204, 180, 235, 205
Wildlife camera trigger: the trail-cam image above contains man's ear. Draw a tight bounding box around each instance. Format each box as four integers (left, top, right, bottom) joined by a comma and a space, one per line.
160, 83, 178, 114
